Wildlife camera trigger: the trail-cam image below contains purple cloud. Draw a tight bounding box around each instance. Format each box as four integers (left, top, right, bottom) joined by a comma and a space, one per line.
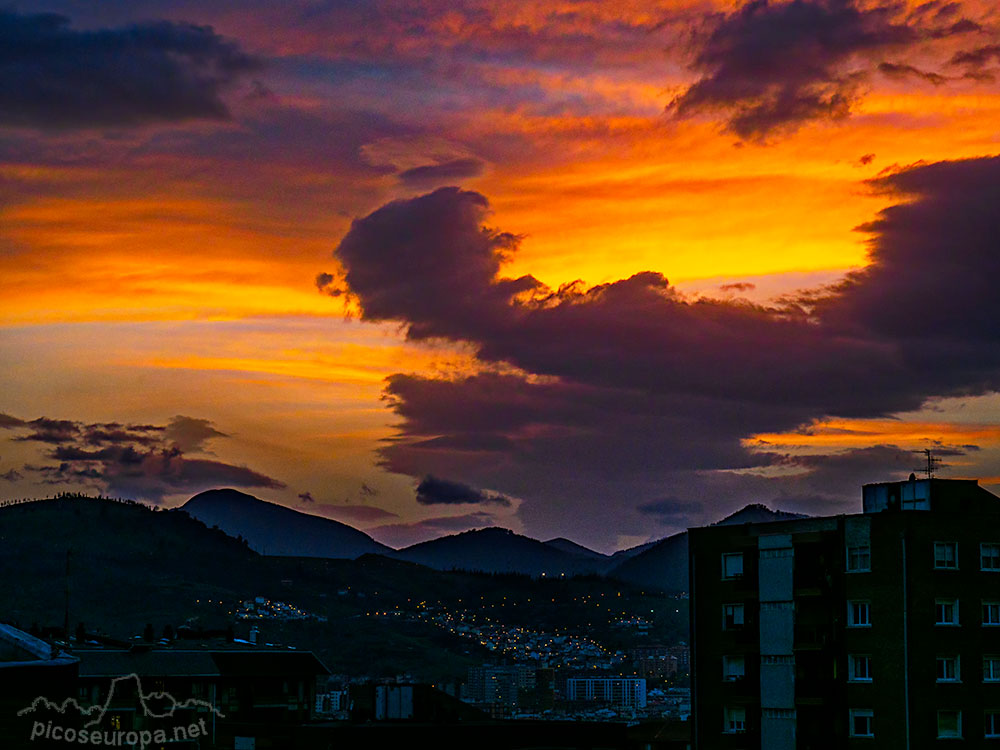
2, 412, 283, 502
326, 155, 1000, 546
668, 0, 980, 138
416, 475, 512, 506
0, 9, 260, 129
398, 157, 486, 187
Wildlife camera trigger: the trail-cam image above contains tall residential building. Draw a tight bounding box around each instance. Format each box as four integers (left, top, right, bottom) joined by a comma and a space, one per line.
464, 664, 536, 708
689, 477, 1000, 749
565, 677, 647, 708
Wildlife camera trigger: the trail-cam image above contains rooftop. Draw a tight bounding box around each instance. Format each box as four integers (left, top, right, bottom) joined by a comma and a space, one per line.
74, 646, 330, 678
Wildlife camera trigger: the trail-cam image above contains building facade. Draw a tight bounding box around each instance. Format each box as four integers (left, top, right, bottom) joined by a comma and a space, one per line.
565, 677, 647, 708
464, 663, 536, 709
690, 478, 1000, 749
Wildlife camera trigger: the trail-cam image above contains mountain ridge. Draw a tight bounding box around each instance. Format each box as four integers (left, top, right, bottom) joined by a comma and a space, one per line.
182, 488, 390, 559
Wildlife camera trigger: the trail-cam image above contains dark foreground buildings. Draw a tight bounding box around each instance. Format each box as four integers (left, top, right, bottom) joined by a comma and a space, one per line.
689, 477, 1000, 748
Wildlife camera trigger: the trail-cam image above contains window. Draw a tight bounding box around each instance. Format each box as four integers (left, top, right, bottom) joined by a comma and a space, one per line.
724, 706, 746, 733
986, 710, 1000, 738
848, 600, 871, 627
985, 601, 1000, 626
847, 545, 871, 572
761, 655, 794, 665
722, 552, 744, 579
723, 655, 745, 681
984, 656, 1000, 682
937, 710, 962, 739
849, 709, 874, 738
935, 542, 958, 569
723, 603, 745, 629
849, 654, 872, 682
983, 543, 1000, 571
760, 547, 792, 559
763, 708, 795, 719
937, 656, 960, 682
936, 599, 960, 626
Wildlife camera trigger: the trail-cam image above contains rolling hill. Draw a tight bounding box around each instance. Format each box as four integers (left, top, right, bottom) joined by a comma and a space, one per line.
391, 527, 609, 576
181, 488, 390, 559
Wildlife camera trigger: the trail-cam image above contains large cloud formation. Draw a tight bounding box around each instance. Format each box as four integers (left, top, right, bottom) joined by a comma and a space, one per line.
668, 0, 983, 138
0, 9, 258, 129
324, 155, 1000, 547
0, 413, 282, 501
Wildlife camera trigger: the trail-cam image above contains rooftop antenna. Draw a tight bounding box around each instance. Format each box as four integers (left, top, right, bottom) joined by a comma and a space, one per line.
917, 448, 940, 479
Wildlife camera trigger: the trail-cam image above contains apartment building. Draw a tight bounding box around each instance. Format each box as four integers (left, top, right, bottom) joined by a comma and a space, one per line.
689, 477, 1000, 748
565, 677, 647, 708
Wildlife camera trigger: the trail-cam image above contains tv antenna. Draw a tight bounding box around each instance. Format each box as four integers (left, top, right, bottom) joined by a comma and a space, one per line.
916, 448, 940, 479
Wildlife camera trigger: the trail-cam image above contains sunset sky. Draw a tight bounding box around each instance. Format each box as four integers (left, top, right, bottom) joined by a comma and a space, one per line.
3, 0, 1000, 551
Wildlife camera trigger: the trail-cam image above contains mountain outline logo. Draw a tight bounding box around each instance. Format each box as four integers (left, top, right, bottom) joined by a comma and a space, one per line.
18, 672, 224, 727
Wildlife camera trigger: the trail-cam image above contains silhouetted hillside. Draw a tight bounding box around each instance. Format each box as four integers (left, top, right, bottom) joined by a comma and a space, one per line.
609, 532, 689, 592
715, 503, 806, 526
391, 527, 607, 576
543, 537, 611, 565
609, 503, 807, 592
0, 494, 259, 633
0, 495, 487, 679
182, 489, 390, 559
0, 494, 689, 680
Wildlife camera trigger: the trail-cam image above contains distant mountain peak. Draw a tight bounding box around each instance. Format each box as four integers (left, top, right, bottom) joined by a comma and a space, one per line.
543, 537, 608, 561
186, 488, 267, 505
715, 503, 807, 526
182, 488, 389, 559
391, 526, 610, 576
463, 526, 513, 536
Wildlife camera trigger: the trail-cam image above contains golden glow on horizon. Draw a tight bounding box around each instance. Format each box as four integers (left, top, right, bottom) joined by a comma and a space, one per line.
746, 419, 1000, 452
143, 342, 481, 385
4, 91, 1000, 323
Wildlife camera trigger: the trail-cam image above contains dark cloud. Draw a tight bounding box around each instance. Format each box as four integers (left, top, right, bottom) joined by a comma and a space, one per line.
81, 422, 163, 447
0, 9, 259, 129
1, 468, 22, 482
18, 418, 81, 444
3, 416, 165, 447
668, 0, 978, 138
315, 271, 347, 297
637, 498, 705, 524
823, 155, 1000, 348
328, 155, 1000, 547
415, 475, 512, 506
857, 152, 876, 166
333, 186, 542, 340
398, 157, 486, 187
719, 282, 755, 293
164, 415, 227, 452
2, 412, 283, 502
298, 491, 315, 503
950, 44, 1000, 68
877, 61, 948, 85
98, 449, 283, 501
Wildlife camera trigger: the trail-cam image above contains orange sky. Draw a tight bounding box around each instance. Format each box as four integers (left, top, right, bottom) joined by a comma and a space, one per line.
3, 0, 1000, 550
